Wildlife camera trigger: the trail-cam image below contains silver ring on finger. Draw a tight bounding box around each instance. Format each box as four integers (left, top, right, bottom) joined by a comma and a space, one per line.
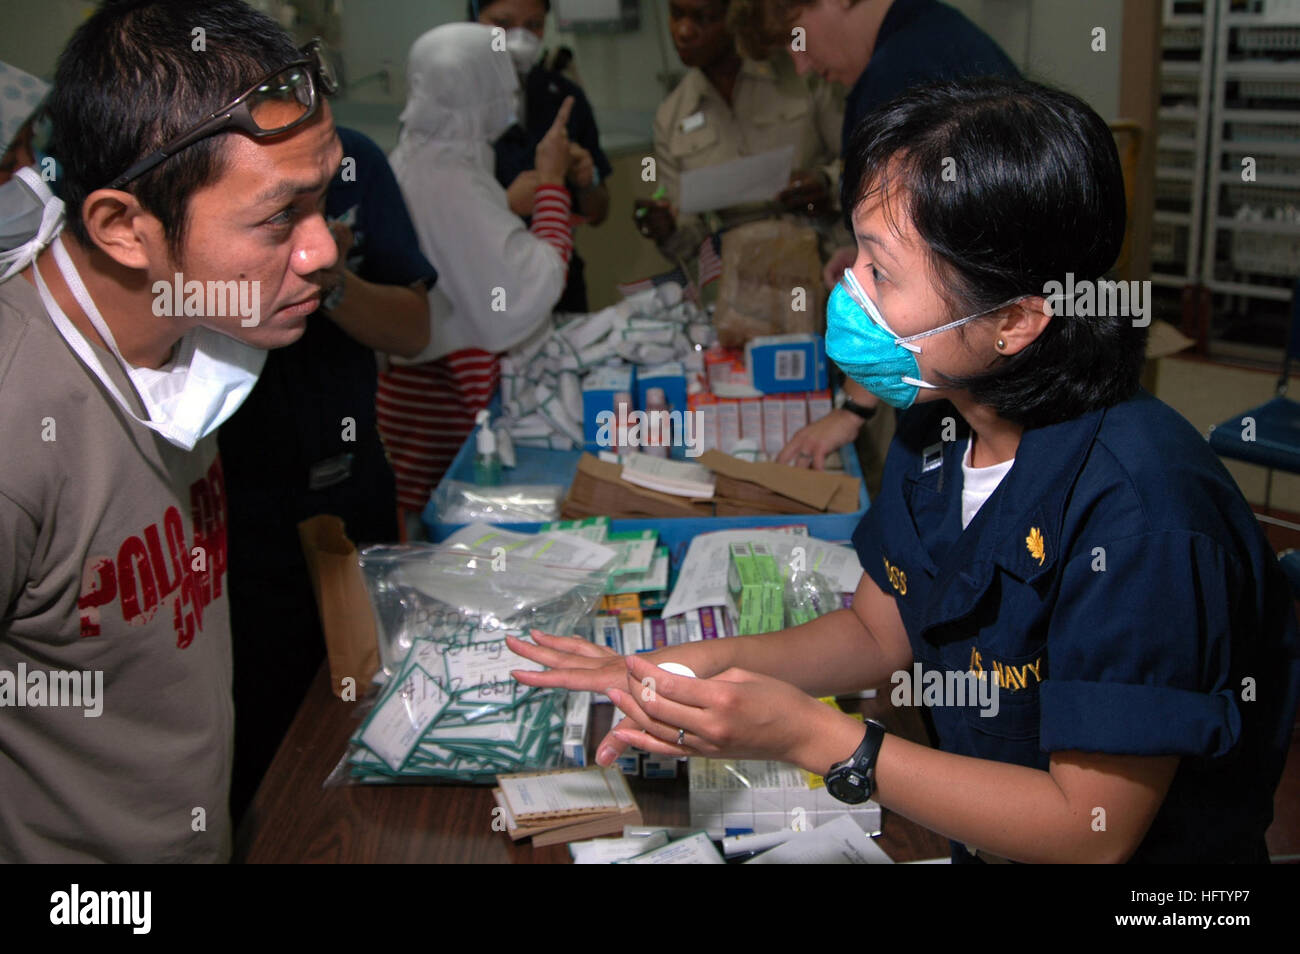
676, 727, 686, 746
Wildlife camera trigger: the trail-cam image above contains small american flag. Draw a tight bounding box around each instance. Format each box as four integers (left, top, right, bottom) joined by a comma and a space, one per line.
698, 232, 723, 287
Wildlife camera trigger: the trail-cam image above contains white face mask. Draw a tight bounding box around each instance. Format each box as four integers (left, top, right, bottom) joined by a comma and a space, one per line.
32, 235, 266, 451
0, 166, 65, 283
504, 28, 541, 78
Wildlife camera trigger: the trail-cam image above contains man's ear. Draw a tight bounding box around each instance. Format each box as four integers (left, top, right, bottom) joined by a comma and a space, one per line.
80, 188, 169, 271
997, 296, 1052, 356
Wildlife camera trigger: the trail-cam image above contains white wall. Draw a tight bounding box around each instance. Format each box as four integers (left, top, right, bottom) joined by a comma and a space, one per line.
948, 0, 1125, 120
0, 0, 94, 80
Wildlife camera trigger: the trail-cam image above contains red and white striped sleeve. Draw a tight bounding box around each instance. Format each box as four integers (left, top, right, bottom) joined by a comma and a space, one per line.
529, 183, 574, 272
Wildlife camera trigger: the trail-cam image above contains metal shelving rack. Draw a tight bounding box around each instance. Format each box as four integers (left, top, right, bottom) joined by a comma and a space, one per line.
1200, 0, 1300, 360
1153, 0, 1218, 293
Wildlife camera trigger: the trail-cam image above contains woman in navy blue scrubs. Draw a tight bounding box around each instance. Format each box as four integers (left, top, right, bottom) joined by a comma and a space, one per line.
509, 77, 1300, 863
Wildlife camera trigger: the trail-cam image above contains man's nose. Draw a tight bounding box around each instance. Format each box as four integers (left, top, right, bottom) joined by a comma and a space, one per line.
293, 213, 338, 275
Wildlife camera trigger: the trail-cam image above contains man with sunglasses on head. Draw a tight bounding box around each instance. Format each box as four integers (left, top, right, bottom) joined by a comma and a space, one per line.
0, 0, 343, 862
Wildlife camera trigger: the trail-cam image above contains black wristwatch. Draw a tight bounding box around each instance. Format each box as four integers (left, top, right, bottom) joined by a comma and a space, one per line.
841, 398, 877, 422
824, 719, 887, 804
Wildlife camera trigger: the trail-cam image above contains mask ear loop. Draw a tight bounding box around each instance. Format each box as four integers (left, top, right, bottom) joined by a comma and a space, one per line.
897, 294, 1038, 345
896, 294, 1037, 391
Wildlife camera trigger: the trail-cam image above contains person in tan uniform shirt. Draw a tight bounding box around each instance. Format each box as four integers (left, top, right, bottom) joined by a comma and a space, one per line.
635, 0, 843, 264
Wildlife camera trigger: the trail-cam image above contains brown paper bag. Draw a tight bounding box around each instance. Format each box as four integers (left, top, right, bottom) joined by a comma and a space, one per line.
297, 514, 380, 698
713, 219, 826, 348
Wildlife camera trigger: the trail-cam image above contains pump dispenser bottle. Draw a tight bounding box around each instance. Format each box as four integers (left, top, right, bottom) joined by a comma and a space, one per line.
474, 409, 501, 486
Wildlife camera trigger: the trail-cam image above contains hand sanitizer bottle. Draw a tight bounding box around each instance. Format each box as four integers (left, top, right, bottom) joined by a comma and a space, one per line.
474, 409, 501, 486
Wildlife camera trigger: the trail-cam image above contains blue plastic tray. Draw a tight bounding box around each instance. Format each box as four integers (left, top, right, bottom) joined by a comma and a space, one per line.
423, 436, 870, 570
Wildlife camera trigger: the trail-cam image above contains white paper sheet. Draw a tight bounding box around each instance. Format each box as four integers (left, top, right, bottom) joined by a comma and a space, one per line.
620, 831, 726, 864
570, 831, 669, 864
661, 529, 863, 619
678, 146, 795, 215
743, 814, 894, 864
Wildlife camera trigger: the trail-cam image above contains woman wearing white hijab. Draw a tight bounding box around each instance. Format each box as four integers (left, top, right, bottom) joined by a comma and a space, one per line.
377, 22, 575, 527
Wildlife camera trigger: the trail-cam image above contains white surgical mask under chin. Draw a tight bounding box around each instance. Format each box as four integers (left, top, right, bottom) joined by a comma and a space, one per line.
505, 28, 541, 78
32, 235, 266, 451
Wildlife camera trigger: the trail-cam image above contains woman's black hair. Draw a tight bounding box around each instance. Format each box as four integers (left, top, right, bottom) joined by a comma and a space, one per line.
47, 0, 300, 258
840, 76, 1144, 429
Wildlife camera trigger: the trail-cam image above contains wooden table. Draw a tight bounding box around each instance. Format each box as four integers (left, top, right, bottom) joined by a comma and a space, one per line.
235, 663, 952, 863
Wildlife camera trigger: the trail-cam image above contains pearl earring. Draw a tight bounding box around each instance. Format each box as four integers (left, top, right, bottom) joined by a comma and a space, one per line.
996, 338, 1006, 350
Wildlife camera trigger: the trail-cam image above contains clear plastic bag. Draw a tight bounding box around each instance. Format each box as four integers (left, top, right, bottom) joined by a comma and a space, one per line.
433, 481, 563, 524
324, 543, 611, 786
783, 567, 841, 628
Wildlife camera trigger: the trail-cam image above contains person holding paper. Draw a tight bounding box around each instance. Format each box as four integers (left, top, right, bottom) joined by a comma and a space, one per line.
732, 0, 1018, 468
634, 0, 843, 266
511, 78, 1300, 864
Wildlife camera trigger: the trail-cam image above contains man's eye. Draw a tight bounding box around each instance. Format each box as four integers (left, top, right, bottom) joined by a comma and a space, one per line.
871, 264, 886, 284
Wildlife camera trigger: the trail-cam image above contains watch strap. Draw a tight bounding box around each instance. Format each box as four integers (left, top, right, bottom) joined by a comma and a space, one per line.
825, 718, 886, 803
842, 398, 877, 422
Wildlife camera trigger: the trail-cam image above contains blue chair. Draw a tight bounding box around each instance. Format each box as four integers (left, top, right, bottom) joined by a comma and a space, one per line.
1208, 279, 1300, 512
1208, 280, 1300, 599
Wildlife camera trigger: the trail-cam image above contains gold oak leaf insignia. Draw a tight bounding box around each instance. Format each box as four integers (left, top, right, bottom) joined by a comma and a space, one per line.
1026, 526, 1045, 565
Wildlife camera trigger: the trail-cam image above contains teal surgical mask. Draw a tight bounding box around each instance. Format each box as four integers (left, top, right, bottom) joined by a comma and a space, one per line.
826, 267, 1024, 409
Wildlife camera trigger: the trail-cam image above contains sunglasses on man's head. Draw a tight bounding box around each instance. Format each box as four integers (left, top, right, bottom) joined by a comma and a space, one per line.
105, 38, 338, 191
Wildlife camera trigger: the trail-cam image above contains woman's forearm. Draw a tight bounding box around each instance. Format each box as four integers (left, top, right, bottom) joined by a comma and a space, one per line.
324, 278, 429, 358
647, 607, 908, 699
790, 706, 1176, 864
723, 608, 908, 697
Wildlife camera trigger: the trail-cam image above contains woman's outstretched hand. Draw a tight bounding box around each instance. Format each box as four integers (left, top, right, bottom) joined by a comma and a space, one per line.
508, 629, 627, 693
600, 653, 828, 767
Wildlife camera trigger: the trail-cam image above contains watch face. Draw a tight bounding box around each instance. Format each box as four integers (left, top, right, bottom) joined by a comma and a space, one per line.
827, 770, 868, 804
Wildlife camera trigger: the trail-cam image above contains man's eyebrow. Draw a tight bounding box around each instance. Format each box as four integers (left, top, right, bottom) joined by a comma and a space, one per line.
250, 174, 332, 206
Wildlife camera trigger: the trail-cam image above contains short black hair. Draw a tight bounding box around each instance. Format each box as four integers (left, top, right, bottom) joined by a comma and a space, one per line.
47, 0, 300, 256
841, 77, 1142, 429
